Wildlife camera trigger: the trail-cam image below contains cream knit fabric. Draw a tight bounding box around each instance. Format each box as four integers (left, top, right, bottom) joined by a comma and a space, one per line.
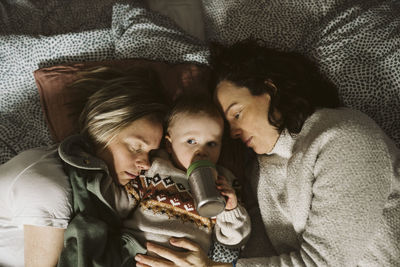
237, 108, 400, 267
115, 152, 251, 254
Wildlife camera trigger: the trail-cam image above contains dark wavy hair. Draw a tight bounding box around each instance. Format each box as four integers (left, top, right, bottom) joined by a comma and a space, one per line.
209, 39, 341, 134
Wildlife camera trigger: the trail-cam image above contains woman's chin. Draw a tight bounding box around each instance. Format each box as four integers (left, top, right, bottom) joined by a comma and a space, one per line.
252, 145, 270, 155
118, 178, 130, 186
252, 147, 262, 155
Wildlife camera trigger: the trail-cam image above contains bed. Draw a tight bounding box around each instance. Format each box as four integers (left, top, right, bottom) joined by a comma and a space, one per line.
1, 0, 399, 162
1, 0, 400, 265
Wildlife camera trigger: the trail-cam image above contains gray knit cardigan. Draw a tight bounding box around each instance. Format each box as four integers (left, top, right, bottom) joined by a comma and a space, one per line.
238, 108, 400, 267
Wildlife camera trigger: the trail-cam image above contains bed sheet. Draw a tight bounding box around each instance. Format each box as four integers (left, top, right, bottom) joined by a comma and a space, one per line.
1, 0, 400, 164
0, 1, 208, 164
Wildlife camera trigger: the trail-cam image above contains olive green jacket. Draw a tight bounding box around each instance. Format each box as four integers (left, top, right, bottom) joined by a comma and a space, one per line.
57, 135, 146, 267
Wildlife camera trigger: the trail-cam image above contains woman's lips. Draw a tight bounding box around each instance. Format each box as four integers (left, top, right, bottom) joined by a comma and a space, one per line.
245, 136, 253, 147
125, 171, 138, 179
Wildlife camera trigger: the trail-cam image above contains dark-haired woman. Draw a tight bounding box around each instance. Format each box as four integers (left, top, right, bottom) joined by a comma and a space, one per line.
135, 40, 399, 267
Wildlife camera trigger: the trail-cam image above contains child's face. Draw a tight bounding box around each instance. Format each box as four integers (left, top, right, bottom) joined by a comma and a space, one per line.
166, 113, 224, 170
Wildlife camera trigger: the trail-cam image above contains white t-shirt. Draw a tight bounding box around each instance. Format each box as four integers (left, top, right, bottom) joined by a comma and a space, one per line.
0, 146, 72, 267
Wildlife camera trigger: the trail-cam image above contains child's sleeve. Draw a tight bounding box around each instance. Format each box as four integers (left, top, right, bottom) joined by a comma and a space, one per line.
214, 204, 251, 247
214, 166, 251, 247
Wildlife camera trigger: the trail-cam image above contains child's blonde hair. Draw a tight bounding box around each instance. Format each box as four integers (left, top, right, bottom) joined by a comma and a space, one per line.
166, 93, 223, 134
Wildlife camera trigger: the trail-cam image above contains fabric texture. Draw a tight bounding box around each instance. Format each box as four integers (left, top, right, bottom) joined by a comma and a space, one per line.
0, 146, 72, 267
236, 108, 400, 267
208, 241, 240, 264
146, 0, 206, 41
1, 0, 400, 164
121, 150, 250, 262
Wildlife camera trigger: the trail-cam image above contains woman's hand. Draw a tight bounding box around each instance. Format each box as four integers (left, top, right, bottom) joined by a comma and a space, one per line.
216, 176, 237, 211
135, 238, 227, 267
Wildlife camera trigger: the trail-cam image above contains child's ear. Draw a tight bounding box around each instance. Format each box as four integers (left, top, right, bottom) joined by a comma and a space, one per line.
165, 135, 172, 154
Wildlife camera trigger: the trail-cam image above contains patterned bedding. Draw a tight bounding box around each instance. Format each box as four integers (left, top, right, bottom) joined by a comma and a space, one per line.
1, 0, 399, 164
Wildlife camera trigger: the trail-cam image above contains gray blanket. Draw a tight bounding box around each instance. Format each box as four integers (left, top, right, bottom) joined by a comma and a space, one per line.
1, 0, 399, 164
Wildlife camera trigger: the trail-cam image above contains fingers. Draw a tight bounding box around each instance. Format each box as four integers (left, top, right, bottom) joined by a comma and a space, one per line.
137, 240, 210, 267
216, 177, 238, 210
135, 253, 173, 267
219, 190, 235, 198
217, 175, 228, 182
217, 185, 235, 195
216, 178, 235, 194
145, 242, 183, 263
216, 176, 228, 187
169, 237, 201, 252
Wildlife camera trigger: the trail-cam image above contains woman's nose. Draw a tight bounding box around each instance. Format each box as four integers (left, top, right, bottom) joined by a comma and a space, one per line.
136, 156, 150, 171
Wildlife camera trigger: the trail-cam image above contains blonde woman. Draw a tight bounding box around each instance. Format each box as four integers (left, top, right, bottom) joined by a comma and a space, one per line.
0, 67, 168, 267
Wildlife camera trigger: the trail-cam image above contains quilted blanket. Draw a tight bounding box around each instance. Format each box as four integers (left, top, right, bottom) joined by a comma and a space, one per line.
1, 0, 399, 164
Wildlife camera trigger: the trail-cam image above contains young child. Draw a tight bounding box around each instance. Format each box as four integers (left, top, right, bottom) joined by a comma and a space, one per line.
122, 93, 251, 262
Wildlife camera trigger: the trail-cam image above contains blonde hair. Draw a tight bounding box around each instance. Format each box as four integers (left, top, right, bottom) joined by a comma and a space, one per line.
68, 66, 168, 148
166, 92, 223, 134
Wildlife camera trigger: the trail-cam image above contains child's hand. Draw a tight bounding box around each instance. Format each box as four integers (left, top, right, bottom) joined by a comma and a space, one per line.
216, 175, 237, 211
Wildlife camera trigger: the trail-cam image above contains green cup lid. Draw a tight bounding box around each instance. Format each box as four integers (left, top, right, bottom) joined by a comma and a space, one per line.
186, 160, 216, 177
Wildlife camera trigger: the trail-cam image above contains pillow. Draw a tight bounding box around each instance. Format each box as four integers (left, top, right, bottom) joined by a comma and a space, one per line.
34, 59, 210, 142
146, 0, 206, 41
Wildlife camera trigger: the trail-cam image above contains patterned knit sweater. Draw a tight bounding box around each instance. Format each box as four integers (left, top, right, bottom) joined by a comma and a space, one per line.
114, 151, 251, 256
237, 108, 400, 267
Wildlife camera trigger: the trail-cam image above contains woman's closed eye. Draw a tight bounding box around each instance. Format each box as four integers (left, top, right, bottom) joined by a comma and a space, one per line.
207, 141, 218, 147
130, 145, 142, 153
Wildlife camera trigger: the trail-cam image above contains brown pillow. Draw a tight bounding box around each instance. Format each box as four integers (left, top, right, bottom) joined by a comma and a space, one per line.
34, 59, 210, 142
